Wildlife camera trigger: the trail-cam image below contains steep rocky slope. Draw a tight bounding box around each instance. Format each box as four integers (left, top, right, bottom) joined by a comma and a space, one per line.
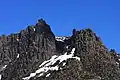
0, 19, 120, 80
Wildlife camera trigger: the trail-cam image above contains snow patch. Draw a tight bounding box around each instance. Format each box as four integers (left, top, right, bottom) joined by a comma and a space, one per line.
62, 62, 66, 66
46, 73, 51, 77
22, 48, 80, 80
55, 37, 67, 42
16, 38, 19, 41
33, 28, 36, 31
0, 75, 1, 80
39, 55, 58, 67
38, 73, 44, 77
17, 54, 20, 58
118, 59, 120, 61
0, 65, 7, 72
3, 65, 7, 69
22, 66, 59, 80
66, 46, 69, 49
116, 62, 119, 65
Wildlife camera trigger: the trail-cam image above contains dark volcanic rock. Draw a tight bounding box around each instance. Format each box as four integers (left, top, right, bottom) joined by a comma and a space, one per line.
0, 19, 120, 80
74, 29, 120, 80
0, 19, 56, 80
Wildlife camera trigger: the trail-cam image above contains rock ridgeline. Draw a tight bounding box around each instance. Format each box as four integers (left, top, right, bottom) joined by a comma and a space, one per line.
0, 19, 120, 80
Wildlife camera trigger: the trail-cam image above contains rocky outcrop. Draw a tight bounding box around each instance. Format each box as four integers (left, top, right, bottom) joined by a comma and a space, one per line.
0, 19, 120, 80
74, 29, 120, 80
0, 19, 56, 80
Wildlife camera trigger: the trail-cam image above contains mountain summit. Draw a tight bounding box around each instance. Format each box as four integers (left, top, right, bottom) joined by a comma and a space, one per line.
0, 19, 120, 80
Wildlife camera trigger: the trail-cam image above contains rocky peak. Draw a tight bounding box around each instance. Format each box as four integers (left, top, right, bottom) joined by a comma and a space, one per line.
74, 29, 120, 80
0, 19, 57, 80
35, 19, 52, 34
0, 19, 120, 80
38, 19, 46, 25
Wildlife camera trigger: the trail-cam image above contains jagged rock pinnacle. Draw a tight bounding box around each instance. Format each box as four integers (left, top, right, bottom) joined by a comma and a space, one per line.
35, 19, 52, 34
0, 19, 120, 80
38, 18, 46, 25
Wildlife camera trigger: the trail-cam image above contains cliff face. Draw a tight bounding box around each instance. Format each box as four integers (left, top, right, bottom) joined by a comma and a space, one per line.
0, 19, 56, 80
0, 19, 120, 80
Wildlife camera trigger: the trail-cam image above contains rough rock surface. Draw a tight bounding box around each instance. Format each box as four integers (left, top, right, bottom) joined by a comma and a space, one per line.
0, 19, 120, 80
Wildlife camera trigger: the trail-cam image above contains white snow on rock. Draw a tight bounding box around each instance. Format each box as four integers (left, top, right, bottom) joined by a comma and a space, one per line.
55, 37, 66, 42
55, 36, 70, 42
0, 65, 7, 72
62, 62, 66, 66
16, 38, 19, 41
17, 54, 20, 58
33, 27, 36, 31
66, 46, 69, 49
46, 73, 51, 77
0, 75, 1, 80
118, 59, 120, 61
22, 48, 80, 80
116, 62, 119, 65
3, 65, 7, 69
0, 65, 8, 80
0, 65, 7, 80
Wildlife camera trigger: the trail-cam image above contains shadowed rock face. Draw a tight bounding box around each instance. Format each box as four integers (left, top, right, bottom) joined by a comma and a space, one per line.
0, 19, 56, 80
0, 19, 120, 80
